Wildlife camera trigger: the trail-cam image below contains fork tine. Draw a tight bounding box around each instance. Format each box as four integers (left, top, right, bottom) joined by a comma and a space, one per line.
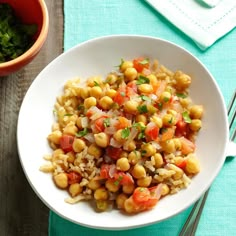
231, 128, 236, 141
229, 108, 236, 130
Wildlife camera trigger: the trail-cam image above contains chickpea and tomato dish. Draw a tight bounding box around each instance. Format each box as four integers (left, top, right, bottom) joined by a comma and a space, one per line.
41, 57, 203, 214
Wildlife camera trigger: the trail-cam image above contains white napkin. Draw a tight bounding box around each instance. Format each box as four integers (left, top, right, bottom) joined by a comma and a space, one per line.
146, 0, 236, 50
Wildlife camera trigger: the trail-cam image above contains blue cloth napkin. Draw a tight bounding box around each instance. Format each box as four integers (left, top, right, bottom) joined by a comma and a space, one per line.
49, 0, 236, 235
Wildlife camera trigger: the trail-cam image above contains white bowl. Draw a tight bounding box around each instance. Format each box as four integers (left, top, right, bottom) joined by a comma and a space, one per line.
17, 35, 229, 230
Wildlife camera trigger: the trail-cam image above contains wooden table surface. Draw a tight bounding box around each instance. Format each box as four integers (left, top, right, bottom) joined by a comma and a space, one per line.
0, 1, 63, 235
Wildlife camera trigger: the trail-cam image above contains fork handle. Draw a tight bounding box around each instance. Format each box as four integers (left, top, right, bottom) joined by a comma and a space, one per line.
179, 189, 210, 236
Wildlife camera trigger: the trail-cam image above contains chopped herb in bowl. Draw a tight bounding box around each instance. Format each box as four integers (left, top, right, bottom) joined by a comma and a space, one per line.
0, 3, 38, 63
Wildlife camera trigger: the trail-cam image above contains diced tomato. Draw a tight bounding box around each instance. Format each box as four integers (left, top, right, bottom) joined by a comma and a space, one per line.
154, 80, 166, 97
106, 146, 123, 160
115, 117, 131, 130
175, 115, 188, 137
86, 109, 94, 118
59, 135, 74, 152
180, 137, 195, 155
160, 128, 175, 141
145, 122, 159, 141
133, 187, 151, 203
126, 81, 138, 96
94, 116, 108, 133
100, 164, 111, 179
133, 57, 150, 73
67, 171, 81, 184
113, 85, 128, 106
113, 172, 134, 186
176, 159, 187, 169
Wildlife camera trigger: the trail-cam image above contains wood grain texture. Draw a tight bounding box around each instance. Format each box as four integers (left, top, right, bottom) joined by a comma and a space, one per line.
0, 0, 64, 235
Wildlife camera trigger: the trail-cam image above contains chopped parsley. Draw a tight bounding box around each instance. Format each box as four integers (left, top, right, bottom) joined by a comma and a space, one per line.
76, 128, 88, 137
114, 176, 123, 186
139, 58, 149, 65
121, 128, 130, 139
77, 104, 84, 111
64, 113, 73, 117
103, 118, 110, 127
94, 81, 100, 86
136, 75, 150, 85
176, 93, 187, 99
140, 95, 151, 102
182, 111, 192, 123
137, 104, 148, 114
0, 3, 38, 63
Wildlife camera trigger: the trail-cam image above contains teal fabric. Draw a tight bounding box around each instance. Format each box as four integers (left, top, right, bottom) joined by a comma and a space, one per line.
50, 0, 236, 235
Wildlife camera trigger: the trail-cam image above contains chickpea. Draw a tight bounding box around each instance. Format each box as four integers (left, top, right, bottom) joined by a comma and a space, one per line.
161, 184, 170, 196
116, 157, 130, 171
87, 143, 103, 158
84, 97, 97, 109
113, 129, 126, 143
106, 73, 118, 85
47, 130, 62, 144
105, 179, 120, 193
87, 76, 102, 87
88, 178, 101, 190
150, 115, 163, 128
162, 113, 177, 126
123, 100, 139, 114
52, 148, 64, 161
124, 198, 136, 213
96, 200, 109, 211
99, 96, 113, 110
53, 173, 68, 189
131, 164, 146, 179
72, 138, 86, 153
105, 89, 117, 98
169, 164, 183, 180
122, 184, 135, 194
123, 140, 136, 152
135, 114, 147, 125
141, 143, 156, 157
147, 104, 157, 115
90, 86, 103, 99
124, 67, 138, 81
160, 91, 171, 103
76, 117, 83, 129
153, 153, 164, 168
69, 183, 83, 197
120, 60, 133, 72
80, 87, 90, 99
147, 74, 158, 85
174, 71, 191, 90
94, 187, 109, 200
189, 105, 203, 119
94, 132, 109, 148
63, 123, 78, 135
116, 193, 128, 209
138, 84, 153, 94
66, 151, 76, 163
162, 139, 175, 153
189, 119, 202, 131
128, 151, 141, 165
186, 154, 200, 174
137, 176, 152, 187
173, 138, 182, 151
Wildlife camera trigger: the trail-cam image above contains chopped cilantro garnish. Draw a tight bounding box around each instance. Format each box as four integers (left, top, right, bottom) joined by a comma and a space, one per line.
94, 81, 100, 86
120, 91, 125, 97
76, 128, 88, 137
176, 93, 187, 99
163, 96, 170, 102
77, 104, 84, 111
121, 128, 130, 139
136, 75, 150, 85
141, 150, 147, 156
137, 104, 148, 114
157, 102, 163, 110
103, 118, 110, 127
114, 176, 123, 186
139, 58, 149, 65
116, 58, 124, 68
182, 111, 192, 123
64, 113, 73, 117
140, 95, 151, 102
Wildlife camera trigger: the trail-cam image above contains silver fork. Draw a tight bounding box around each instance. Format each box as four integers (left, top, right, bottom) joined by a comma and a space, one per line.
179, 91, 236, 236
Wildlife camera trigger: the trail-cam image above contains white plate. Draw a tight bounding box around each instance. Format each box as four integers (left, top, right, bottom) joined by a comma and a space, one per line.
17, 35, 228, 230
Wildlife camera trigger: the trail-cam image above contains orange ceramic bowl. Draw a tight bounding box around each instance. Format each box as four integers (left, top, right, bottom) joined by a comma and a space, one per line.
0, 0, 49, 76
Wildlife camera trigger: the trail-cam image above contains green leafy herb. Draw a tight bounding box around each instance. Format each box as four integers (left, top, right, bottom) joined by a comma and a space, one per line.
136, 75, 150, 85
76, 128, 88, 137
176, 93, 187, 99
137, 104, 148, 114
121, 128, 130, 139
140, 95, 151, 102
103, 118, 110, 127
139, 58, 149, 65
0, 3, 38, 63
157, 102, 163, 110
114, 176, 123, 186
120, 91, 125, 97
141, 150, 147, 156
64, 113, 73, 117
138, 130, 146, 139
94, 81, 100, 86
182, 111, 192, 123
116, 58, 124, 68
163, 96, 170, 102
160, 127, 168, 134
77, 104, 85, 111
